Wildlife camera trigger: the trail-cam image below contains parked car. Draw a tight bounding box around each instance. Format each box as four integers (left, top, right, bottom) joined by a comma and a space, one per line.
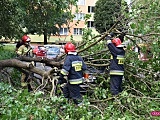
46, 47, 60, 59
32, 45, 47, 57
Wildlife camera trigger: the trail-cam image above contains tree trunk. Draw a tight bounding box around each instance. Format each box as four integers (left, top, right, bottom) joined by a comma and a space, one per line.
44, 29, 48, 45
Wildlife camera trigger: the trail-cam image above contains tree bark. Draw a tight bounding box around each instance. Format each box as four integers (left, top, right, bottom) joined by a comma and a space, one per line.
44, 28, 48, 45
0, 57, 63, 79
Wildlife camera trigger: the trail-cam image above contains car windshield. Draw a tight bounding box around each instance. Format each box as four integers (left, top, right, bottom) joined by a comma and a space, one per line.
38, 46, 45, 50
47, 47, 60, 55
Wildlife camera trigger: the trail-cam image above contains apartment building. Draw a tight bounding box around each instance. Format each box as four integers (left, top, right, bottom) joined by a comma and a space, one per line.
29, 0, 99, 44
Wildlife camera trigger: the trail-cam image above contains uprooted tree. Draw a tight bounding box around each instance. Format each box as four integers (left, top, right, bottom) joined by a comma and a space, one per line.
0, 0, 159, 92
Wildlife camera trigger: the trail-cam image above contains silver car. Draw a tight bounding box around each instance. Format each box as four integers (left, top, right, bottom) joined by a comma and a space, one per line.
46, 47, 60, 59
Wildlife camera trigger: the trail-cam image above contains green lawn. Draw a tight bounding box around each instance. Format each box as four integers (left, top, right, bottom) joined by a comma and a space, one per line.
0, 45, 16, 60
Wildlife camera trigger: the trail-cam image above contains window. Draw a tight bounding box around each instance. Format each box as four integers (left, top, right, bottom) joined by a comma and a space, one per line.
87, 21, 94, 28
59, 28, 68, 35
74, 13, 85, 20
74, 28, 83, 35
88, 6, 95, 13
77, 0, 85, 5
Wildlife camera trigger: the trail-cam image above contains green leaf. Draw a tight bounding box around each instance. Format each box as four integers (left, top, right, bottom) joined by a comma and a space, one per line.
130, 23, 136, 29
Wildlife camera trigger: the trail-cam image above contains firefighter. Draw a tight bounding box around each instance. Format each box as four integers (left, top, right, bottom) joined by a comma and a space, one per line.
16, 35, 33, 92
105, 32, 126, 95
57, 42, 87, 106
16, 35, 31, 55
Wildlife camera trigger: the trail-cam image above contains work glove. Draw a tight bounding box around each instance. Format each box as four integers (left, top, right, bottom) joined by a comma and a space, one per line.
57, 78, 67, 85
57, 79, 63, 85
57, 74, 67, 85
105, 34, 113, 44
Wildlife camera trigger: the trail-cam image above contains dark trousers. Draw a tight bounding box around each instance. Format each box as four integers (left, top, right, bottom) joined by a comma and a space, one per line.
63, 83, 82, 105
21, 73, 33, 92
110, 75, 123, 95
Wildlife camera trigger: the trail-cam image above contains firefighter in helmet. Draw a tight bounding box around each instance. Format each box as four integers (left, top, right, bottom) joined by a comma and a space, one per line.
105, 32, 126, 95
57, 42, 87, 106
16, 35, 33, 92
16, 35, 31, 56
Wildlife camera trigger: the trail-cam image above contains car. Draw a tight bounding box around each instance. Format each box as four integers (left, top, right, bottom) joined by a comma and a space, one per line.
46, 47, 60, 59
32, 45, 47, 57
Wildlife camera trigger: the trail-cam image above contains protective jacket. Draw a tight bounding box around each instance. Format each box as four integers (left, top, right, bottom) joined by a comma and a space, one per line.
16, 42, 31, 56
107, 40, 125, 75
61, 52, 87, 84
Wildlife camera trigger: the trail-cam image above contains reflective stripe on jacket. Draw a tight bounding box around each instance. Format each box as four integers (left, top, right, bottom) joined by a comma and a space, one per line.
110, 70, 124, 75
68, 78, 83, 84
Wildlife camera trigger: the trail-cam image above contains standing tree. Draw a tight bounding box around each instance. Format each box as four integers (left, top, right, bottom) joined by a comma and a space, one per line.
0, 0, 23, 39
94, 0, 125, 33
17, 0, 78, 44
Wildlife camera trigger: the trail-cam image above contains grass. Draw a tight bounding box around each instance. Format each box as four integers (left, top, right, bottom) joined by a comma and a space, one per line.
0, 45, 16, 60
